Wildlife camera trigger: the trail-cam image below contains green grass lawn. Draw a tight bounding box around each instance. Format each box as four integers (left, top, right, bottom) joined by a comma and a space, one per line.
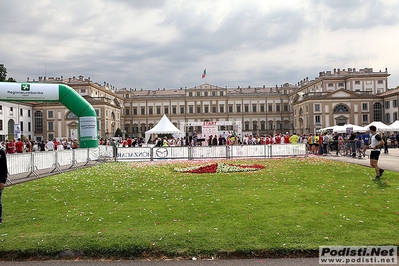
1, 157, 398, 259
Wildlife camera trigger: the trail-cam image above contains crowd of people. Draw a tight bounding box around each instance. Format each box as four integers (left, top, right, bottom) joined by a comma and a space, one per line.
0, 138, 79, 153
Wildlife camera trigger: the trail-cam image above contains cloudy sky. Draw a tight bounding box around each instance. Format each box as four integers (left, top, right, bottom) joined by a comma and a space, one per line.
2, 0, 399, 90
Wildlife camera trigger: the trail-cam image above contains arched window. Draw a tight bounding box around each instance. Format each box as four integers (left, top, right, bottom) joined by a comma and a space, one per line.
34, 111, 43, 132
373, 102, 383, 121
333, 104, 350, 113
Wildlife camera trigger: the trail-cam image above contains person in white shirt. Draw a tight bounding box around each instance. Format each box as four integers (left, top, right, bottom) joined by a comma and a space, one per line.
45, 140, 54, 151
369, 125, 385, 180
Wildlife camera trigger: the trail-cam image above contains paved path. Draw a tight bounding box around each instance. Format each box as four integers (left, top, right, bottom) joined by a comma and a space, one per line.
317, 147, 399, 174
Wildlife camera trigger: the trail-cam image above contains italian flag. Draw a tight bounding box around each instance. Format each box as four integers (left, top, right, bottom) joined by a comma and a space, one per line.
202, 69, 206, 78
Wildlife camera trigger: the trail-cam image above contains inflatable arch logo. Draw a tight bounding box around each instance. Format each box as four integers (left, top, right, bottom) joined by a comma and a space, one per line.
0, 82, 98, 148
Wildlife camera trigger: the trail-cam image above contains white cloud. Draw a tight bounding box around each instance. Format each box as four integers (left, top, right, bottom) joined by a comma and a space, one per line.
1, 0, 399, 88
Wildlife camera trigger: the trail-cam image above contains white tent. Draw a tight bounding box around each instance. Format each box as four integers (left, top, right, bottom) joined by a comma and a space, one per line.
145, 114, 183, 143
390, 120, 399, 131
365, 121, 393, 132
332, 124, 367, 134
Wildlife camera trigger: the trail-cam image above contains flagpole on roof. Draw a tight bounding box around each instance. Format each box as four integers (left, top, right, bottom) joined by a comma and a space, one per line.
202, 68, 207, 84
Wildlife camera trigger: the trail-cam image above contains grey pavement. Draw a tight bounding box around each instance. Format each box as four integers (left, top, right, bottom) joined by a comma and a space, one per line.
319, 146, 399, 174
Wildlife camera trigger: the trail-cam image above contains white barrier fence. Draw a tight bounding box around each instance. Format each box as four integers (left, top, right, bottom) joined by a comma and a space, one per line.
6, 144, 307, 178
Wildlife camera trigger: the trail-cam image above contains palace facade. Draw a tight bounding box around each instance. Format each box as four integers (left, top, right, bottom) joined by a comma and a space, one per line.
0, 67, 397, 141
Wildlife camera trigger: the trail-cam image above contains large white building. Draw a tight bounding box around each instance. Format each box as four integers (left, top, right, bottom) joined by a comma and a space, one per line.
0, 67, 397, 141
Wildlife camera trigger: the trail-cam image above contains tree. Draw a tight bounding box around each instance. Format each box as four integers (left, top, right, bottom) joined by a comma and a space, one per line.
0, 64, 16, 82
0, 64, 7, 81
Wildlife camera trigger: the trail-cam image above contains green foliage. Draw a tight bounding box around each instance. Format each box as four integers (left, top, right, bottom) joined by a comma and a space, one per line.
1, 158, 398, 259
0, 64, 16, 82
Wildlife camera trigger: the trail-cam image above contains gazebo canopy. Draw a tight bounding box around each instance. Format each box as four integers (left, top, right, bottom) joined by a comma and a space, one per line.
144, 114, 182, 143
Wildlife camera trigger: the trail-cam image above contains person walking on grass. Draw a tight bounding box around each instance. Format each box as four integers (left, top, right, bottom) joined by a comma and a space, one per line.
369, 125, 385, 181
0, 148, 8, 224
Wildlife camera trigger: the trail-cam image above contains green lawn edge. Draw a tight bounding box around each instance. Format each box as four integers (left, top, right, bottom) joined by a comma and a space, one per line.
1, 158, 398, 260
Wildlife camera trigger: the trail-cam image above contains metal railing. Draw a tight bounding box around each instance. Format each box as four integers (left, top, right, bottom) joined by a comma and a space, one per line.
6, 143, 307, 179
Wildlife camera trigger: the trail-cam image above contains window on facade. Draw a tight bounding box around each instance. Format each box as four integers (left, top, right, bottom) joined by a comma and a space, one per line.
196, 92, 201, 97
212, 106, 216, 113
220, 105, 224, 113
48, 121, 54, 131
20, 108, 23, 116
362, 103, 368, 111
315, 115, 321, 124
204, 105, 209, 113
252, 121, 257, 131
386, 113, 391, 123
164, 107, 168, 114
314, 104, 320, 112
28, 109, 31, 117
328, 83, 333, 87
378, 80, 383, 84
373, 102, 382, 121
237, 105, 241, 113
204, 92, 208, 96
28, 122, 31, 131
220, 91, 224, 96
189, 105, 193, 113
244, 105, 248, 113
124, 108, 129, 115
284, 104, 288, 112
355, 81, 360, 84
338, 83, 344, 87
385, 101, 390, 109
172, 106, 176, 114
333, 104, 349, 113
19, 121, 23, 131
252, 104, 257, 112
197, 106, 201, 113
260, 121, 265, 130
244, 122, 249, 131
362, 114, 368, 124
212, 91, 216, 96
394, 112, 398, 121
394, 99, 398, 108
0, 120, 2, 130
0, 105, 2, 114
133, 108, 137, 115
276, 104, 281, 112
149, 107, 153, 115
10, 106, 13, 115
180, 107, 185, 114
188, 92, 193, 97
268, 104, 273, 112
141, 107, 145, 115
229, 105, 233, 113
34, 111, 43, 132
260, 104, 265, 112
269, 122, 273, 130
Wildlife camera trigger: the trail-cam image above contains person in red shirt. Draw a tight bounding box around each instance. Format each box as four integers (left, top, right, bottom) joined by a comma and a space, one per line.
127, 137, 133, 147
283, 132, 290, 144
7, 139, 16, 154
15, 138, 24, 153
274, 133, 282, 144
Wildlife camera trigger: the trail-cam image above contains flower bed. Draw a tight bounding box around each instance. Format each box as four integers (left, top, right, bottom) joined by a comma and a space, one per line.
174, 162, 265, 173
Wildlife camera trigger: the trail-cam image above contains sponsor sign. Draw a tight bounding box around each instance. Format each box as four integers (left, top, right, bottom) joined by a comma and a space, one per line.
0, 83, 59, 101
79, 116, 98, 140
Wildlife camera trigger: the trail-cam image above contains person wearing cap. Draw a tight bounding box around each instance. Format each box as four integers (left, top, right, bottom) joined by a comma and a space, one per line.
369, 125, 385, 180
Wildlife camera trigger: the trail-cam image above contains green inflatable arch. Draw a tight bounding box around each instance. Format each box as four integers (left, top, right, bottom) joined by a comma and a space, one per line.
0, 82, 98, 148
